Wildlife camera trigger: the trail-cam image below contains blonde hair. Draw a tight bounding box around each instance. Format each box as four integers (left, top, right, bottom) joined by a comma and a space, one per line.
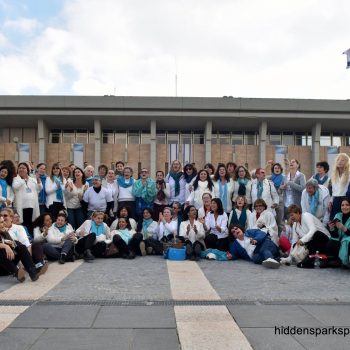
331, 153, 350, 185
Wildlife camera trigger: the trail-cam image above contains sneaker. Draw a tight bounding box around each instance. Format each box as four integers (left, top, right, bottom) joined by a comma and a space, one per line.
262, 258, 280, 269
206, 253, 216, 260
37, 262, 49, 276
59, 254, 66, 265
146, 247, 153, 255
84, 249, 95, 262
139, 241, 146, 256
15, 267, 26, 283
280, 257, 291, 265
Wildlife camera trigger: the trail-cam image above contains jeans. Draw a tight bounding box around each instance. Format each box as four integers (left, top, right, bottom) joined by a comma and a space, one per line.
252, 237, 280, 264
67, 207, 85, 230
43, 240, 75, 260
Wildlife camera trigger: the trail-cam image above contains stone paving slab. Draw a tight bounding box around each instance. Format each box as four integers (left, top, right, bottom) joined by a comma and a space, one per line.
43, 257, 172, 301
132, 329, 180, 350
228, 305, 323, 328
27, 329, 133, 350
93, 306, 176, 328
199, 260, 350, 302
300, 305, 350, 326
10, 304, 100, 328
241, 328, 305, 350
0, 328, 46, 350
293, 331, 350, 350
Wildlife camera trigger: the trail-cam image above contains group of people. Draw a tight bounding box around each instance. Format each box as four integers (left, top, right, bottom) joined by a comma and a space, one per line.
1, 153, 350, 283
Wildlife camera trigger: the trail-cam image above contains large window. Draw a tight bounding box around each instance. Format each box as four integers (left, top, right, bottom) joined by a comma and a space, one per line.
244, 132, 257, 145
50, 129, 61, 144
115, 132, 126, 144
231, 133, 243, 145
156, 132, 166, 144
168, 132, 179, 144
103, 130, 114, 144
269, 132, 281, 145
128, 131, 140, 144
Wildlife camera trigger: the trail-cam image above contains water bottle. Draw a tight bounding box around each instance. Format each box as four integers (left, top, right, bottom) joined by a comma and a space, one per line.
314, 251, 321, 269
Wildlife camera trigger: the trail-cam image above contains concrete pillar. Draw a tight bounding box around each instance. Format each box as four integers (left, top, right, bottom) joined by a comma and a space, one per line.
38, 120, 48, 164
312, 122, 321, 170
205, 120, 212, 163
150, 120, 157, 177
259, 121, 267, 168
94, 120, 101, 173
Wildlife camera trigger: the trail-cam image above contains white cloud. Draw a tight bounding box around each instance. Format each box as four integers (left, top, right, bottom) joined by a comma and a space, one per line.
3, 17, 40, 33
0, 0, 350, 98
0, 32, 7, 46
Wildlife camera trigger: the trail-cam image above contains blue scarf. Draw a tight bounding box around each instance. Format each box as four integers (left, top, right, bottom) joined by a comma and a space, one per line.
313, 174, 329, 186
118, 229, 132, 244
55, 223, 67, 233
91, 221, 105, 236
169, 171, 183, 196
0, 178, 7, 207
142, 218, 153, 238
237, 178, 248, 196
54, 176, 64, 202
308, 189, 320, 216
86, 176, 93, 187
219, 181, 228, 212
270, 173, 284, 189
38, 175, 47, 205
257, 181, 264, 199
118, 176, 134, 188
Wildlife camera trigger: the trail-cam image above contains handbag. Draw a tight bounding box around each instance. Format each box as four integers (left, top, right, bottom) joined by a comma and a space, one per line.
290, 244, 309, 263
104, 242, 119, 258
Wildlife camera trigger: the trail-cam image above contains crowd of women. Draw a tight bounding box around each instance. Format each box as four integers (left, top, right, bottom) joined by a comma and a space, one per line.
1, 152, 350, 283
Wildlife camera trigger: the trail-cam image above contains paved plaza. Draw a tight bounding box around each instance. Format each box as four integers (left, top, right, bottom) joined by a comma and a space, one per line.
0, 257, 349, 350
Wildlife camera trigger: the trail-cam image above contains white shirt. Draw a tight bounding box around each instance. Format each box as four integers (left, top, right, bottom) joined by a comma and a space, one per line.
158, 220, 178, 240
179, 220, 205, 244
83, 186, 113, 212
236, 237, 255, 259
205, 212, 228, 239
247, 210, 279, 245
8, 224, 30, 247
292, 212, 330, 245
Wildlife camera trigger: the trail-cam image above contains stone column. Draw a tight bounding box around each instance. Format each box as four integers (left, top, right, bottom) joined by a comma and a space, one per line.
205, 120, 212, 164
259, 121, 267, 168
94, 120, 101, 173
38, 120, 48, 164
312, 122, 321, 170
150, 120, 157, 177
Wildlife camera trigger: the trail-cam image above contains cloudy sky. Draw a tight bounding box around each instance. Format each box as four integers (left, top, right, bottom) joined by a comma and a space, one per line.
0, 0, 349, 98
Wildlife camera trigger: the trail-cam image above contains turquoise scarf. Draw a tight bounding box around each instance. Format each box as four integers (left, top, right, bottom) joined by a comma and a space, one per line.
91, 221, 105, 236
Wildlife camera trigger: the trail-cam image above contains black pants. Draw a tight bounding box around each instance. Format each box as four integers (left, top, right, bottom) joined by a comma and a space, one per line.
325, 239, 341, 259
75, 233, 106, 258
205, 234, 229, 252
31, 241, 45, 265
129, 233, 143, 255
22, 208, 33, 236
144, 237, 164, 255
153, 203, 166, 221
112, 235, 134, 256
0, 241, 36, 276
49, 201, 65, 220
305, 231, 330, 254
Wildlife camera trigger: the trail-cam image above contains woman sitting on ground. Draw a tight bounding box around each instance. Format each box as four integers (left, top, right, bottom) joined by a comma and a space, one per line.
158, 207, 178, 242
327, 197, 350, 267
111, 217, 136, 259
136, 208, 162, 255
0, 165, 14, 209
179, 205, 205, 260
110, 206, 137, 231
247, 199, 279, 246
228, 195, 252, 229
75, 211, 111, 262
33, 213, 53, 243
228, 224, 281, 268
44, 213, 76, 264
202, 198, 229, 251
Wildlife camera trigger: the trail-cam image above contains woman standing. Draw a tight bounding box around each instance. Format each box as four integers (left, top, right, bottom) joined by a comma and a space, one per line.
166, 160, 186, 205
281, 159, 306, 211
65, 167, 89, 229
102, 169, 119, 216
213, 163, 234, 214
84, 165, 95, 187
183, 164, 197, 201
329, 153, 350, 220
117, 167, 136, 220
12, 162, 42, 235
45, 163, 66, 219
0, 165, 14, 208
232, 166, 252, 206
186, 169, 215, 210
268, 162, 286, 233
203, 198, 228, 251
